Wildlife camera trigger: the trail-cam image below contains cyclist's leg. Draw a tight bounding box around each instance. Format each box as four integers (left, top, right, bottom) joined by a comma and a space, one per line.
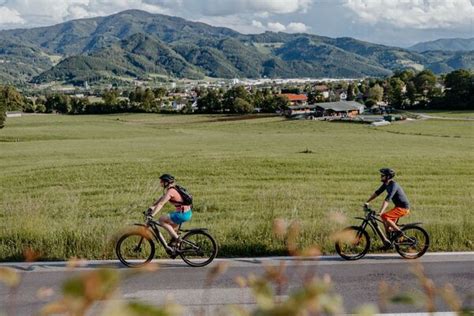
382, 207, 409, 238
159, 214, 179, 240
380, 220, 391, 243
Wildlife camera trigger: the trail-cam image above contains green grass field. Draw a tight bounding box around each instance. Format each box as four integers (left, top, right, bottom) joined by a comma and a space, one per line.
1, 114, 473, 261
412, 110, 474, 119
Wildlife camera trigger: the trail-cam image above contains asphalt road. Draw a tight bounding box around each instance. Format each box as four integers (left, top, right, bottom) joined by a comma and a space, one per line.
1, 252, 473, 315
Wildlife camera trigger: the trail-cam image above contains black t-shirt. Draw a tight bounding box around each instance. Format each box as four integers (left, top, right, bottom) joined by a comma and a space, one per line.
375, 181, 410, 209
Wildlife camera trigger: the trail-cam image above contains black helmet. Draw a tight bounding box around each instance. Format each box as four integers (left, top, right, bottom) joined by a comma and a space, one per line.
159, 174, 175, 182
379, 168, 395, 179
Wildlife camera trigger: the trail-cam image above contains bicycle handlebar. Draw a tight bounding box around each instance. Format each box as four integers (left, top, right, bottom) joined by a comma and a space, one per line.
363, 205, 378, 217
142, 211, 154, 224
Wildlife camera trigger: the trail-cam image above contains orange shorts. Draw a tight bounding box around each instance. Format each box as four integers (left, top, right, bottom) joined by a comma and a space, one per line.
381, 207, 410, 222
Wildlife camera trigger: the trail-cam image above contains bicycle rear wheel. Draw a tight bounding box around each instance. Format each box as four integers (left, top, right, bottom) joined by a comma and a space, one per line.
335, 226, 370, 260
395, 226, 429, 259
116, 231, 155, 267
179, 231, 218, 267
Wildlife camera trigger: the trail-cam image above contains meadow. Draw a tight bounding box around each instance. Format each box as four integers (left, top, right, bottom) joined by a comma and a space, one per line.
0, 113, 472, 261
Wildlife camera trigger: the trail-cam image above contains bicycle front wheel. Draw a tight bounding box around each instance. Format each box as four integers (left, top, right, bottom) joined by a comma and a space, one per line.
335, 226, 370, 260
179, 231, 218, 267
116, 231, 155, 268
395, 226, 429, 259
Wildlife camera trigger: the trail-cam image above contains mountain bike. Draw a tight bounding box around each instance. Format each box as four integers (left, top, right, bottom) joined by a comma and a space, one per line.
116, 212, 218, 267
335, 205, 429, 260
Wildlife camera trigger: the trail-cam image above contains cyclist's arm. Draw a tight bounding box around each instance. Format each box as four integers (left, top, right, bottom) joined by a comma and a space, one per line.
149, 192, 171, 216
366, 192, 378, 203
367, 184, 385, 203
380, 183, 396, 215
379, 200, 390, 215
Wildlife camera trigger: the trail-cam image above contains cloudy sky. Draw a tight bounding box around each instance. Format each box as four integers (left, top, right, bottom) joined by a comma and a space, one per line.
0, 0, 473, 47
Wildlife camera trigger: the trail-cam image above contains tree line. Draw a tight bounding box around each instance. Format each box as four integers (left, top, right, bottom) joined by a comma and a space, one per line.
1, 68, 473, 128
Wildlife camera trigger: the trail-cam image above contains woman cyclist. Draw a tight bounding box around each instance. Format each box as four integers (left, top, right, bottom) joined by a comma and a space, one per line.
146, 174, 192, 247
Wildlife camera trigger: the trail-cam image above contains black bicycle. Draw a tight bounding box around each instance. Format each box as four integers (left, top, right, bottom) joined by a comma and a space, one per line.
116, 212, 218, 267
335, 205, 429, 260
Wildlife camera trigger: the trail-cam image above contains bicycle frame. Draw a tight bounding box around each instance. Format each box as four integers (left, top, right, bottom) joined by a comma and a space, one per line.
355, 209, 424, 242
133, 220, 174, 254
133, 219, 210, 255
354, 211, 388, 242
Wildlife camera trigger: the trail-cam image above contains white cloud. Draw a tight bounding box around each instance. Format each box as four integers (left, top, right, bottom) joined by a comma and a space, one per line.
287, 22, 309, 33
0, 6, 24, 25
251, 20, 264, 29
344, 0, 474, 29
150, 0, 313, 16
267, 22, 286, 32
0, 0, 315, 31
1, 0, 169, 27
249, 21, 309, 33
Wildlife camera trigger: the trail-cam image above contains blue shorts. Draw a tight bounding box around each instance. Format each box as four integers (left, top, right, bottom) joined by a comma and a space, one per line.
169, 210, 192, 225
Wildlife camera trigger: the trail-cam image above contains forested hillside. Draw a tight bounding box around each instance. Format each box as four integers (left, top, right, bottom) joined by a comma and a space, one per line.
0, 10, 472, 84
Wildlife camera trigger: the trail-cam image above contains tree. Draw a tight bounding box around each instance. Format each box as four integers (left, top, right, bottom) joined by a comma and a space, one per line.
406, 81, 417, 107
443, 69, 473, 110
306, 87, 320, 104
394, 69, 415, 84
70, 97, 90, 114
368, 84, 384, 103
103, 89, 119, 106
0, 86, 25, 111
35, 97, 47, 113
261, 95, 289, 112
387, 77, 405, 108
198, 89, 222, 113
139, 88, 156, 112
129, 87, 144, 104
252, 89, 266, 110
23, 100, 36, 113
223, 86, 250, 111
153, 87, 167, 99
45, 94, 71, 113
0, 91, 6, 129
346, 83, 355, 101
413, 70, 437, 98
232, 97, 254, 114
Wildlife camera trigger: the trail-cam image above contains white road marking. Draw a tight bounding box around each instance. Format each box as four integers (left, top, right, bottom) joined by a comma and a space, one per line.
1, 252, 473, 272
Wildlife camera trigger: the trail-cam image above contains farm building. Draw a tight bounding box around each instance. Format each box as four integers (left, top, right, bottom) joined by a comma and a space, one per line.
315, 101, 364, 117
287, 101, 364, 118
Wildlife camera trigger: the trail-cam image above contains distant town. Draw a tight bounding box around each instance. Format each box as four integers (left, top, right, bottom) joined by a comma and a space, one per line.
1, 68, 472, 129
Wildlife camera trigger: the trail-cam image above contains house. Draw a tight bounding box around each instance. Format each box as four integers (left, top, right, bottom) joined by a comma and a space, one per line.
314, 84, 330, 99
281, 93, 308, 106
172, 100, 187, 111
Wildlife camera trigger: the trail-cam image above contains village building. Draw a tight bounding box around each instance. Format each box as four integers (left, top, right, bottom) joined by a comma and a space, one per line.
281, 93, 308, 106
314, 84, 330, 99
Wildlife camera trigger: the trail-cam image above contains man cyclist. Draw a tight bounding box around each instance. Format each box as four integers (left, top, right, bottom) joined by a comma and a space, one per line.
146, 174, 192, 247
365, 168, 410, 249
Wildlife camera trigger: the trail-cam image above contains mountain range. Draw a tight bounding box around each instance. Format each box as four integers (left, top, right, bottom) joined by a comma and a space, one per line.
0, 10, 472, 85
409, 38, 474, 52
